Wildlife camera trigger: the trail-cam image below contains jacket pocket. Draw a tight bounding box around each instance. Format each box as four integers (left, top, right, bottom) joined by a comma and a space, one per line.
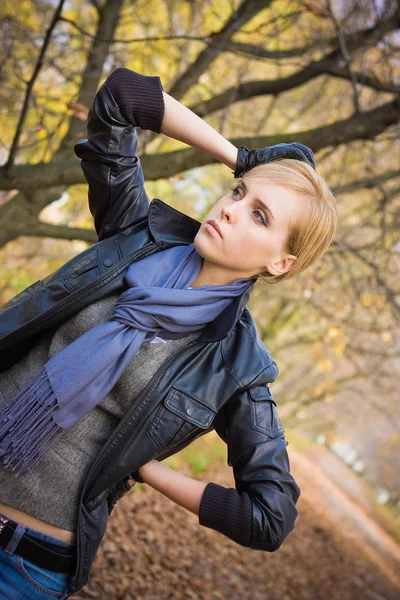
62, 250, 101, 293
249, 385, 284, 438
146, 386, 216, 453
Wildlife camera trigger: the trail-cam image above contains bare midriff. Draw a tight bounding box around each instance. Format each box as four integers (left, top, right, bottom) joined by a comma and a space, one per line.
0, 501, 76, 544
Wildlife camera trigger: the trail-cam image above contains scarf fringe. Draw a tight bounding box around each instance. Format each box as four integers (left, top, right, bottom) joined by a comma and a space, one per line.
0, 367, 64, 476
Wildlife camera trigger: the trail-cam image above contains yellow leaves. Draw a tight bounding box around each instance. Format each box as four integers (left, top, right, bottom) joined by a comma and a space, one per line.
311, 341, 323, 359
313, 329, 348, 358
312, 385, 324, 398
327, 327, 347, 356
332, 340, 347, 357
365, 66, 384, 83
389, 434, 400, 446
328, 327, 339, 338
360, 293, 372, 307
318, 358, 333, 372
360, 293, 387, 309
381, 331, 394, 345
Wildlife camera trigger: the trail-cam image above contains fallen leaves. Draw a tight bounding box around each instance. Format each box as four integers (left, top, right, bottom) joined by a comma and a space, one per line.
71, 457, 400, 600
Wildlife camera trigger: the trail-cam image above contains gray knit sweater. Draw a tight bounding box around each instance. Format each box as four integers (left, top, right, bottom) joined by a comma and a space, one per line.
0, 292, 200, 531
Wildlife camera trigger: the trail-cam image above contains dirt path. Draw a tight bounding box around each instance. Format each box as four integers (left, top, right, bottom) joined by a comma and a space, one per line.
73, 444, 400, 600
290, 446, 400, 593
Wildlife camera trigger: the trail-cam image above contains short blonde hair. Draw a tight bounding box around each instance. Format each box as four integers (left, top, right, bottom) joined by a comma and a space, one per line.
242, 159, 339, 284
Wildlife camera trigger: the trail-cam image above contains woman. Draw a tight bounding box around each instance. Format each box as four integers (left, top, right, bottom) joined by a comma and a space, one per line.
0, 67, 338, 599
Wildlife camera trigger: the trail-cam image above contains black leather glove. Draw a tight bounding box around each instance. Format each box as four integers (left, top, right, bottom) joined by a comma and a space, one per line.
234, 142, 316, 178
130, 468, 144, 484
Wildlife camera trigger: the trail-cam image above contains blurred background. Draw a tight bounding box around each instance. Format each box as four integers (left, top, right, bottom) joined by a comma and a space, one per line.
0, 0, 399, 598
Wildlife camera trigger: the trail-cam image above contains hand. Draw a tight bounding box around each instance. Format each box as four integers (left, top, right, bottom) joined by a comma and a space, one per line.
234, 142, 316, 178
130, 460, 155, 484
129, 468, 144, 484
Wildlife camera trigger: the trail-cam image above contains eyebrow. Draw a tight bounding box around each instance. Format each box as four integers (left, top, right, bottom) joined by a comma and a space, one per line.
239, 180, 275, 222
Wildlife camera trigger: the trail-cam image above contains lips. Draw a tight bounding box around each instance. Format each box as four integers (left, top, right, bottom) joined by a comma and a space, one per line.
206, 220, 223, 238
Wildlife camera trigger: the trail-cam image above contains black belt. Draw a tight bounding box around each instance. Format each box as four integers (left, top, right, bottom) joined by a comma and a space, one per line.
0, 516, 76, 573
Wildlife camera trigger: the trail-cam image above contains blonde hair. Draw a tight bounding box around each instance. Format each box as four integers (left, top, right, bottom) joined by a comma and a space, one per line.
242, 159, 339, 284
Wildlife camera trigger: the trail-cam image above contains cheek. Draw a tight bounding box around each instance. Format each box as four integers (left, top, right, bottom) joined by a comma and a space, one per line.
232, 231, 278, 267
226, 227, 265, 254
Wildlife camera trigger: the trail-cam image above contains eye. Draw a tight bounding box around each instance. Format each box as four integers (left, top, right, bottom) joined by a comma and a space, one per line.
230, 185, 269, 226
253, 209, 269, 227
230, 185, 242, 199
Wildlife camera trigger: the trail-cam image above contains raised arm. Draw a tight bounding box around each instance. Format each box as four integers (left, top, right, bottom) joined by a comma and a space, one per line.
74, 67, 239, 242
106, 68, 238, 169
161, 92, 237, 170
74, 69, 165, 241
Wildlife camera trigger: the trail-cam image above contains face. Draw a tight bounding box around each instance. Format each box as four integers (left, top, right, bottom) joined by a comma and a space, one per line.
193, 178, 302, 286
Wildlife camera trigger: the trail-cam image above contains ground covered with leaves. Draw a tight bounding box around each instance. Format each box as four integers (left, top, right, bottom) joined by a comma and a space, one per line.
73, 434, 400, 600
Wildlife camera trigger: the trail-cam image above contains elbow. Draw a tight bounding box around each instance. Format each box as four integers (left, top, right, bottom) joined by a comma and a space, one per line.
249, 491, 299, 552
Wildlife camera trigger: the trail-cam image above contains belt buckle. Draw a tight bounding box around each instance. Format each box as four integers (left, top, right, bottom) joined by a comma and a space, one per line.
0, 515, 9, 534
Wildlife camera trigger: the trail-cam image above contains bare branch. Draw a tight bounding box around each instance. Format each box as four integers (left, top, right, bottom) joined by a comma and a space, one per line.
58, 16, 211, 44
333, 170, 400, 194
1, 98, 399, 191
332, 240, 400, 322
326, 0, 362, 114
168, 0, 273, 100
4, 0, 66, 170
89, 0, 102, 18
284, 372, 364, 424
33, 222, 97, 243
188, 59, 399, 119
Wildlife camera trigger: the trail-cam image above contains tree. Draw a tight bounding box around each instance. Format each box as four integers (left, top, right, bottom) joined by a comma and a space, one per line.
0, 0, 399, 445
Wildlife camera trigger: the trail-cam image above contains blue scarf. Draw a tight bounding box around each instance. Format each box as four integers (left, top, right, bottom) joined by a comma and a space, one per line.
0, 243, 253, 476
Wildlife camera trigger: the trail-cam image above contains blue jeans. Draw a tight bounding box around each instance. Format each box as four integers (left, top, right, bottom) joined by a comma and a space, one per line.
0, 514, 76, 599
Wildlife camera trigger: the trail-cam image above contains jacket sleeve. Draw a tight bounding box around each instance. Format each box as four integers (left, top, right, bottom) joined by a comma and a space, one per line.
74, 68, 165, 242
199, 385, 301, 551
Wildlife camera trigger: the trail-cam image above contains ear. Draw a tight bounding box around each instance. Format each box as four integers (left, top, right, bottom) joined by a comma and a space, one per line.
265, 254, 297, 276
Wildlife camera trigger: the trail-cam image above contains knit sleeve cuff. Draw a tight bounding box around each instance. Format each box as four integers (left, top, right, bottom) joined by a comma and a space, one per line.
105, 67, 165, 132
198, 482, 252, 547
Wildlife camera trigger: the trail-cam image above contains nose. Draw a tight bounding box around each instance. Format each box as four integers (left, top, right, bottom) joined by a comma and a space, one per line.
221, 200, 240, 222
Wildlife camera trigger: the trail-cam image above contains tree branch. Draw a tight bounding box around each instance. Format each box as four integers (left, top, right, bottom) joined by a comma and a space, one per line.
1, 97, 399, 190
188, 59, 399, 119
4, 0, 66, 170
33, 221, 97, 243
326, 0, 361, 114
333, 170, 400, 194
168, 0, 273, 100
59, 16, 213, 44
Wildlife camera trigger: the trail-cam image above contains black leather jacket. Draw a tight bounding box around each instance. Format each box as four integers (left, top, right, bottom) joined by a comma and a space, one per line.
0, 76, 301, 595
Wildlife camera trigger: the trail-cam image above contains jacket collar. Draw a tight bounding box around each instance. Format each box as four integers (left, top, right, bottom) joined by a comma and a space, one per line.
148, 197, 201, 246
148, 198, 255, 342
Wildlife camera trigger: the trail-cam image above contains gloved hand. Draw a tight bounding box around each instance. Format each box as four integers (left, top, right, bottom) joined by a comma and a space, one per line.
130, 468, 144, 483
234, 142, 316, 178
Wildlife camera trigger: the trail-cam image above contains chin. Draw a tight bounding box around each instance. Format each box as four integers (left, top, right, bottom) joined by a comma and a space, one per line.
194, 234, 235, 275
194, 230, 222, 261
193, 231, 210, 259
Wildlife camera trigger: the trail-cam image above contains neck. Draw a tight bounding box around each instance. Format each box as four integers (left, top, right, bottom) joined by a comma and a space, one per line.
189, 258, 253, 288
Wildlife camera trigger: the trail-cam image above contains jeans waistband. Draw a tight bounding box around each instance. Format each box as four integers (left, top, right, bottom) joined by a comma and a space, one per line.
0, 510, 76, 547
0, 510, 76, 573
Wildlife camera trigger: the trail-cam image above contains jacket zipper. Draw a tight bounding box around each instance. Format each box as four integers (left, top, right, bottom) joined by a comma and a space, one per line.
0, 241, 157, 344
69, 337, 199, 594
